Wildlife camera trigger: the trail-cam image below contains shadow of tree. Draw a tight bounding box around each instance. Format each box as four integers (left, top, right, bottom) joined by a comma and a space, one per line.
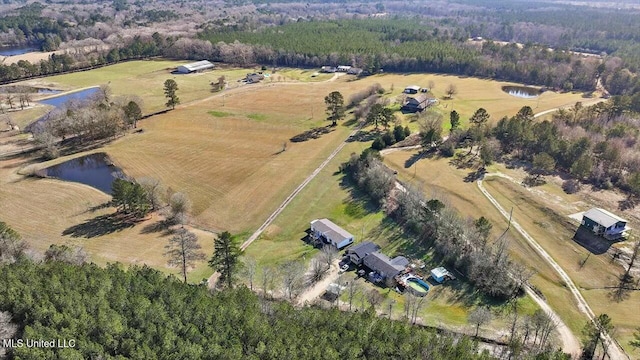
140, 219, 175, 236
62, 213, 140, 238
618, 196, 637, 211
463, 168, 487, 183
346, 130, 378, 143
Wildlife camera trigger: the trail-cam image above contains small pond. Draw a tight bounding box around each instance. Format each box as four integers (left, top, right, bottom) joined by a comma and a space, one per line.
0, 46, 38, 56
39, 87, 100, 108
43, 153, 126, 194
502, 85, 541, 99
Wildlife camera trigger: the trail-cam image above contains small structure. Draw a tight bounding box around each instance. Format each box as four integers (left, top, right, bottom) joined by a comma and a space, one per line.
337, 65, 352, 72
310, 218, 354, 249
402, 95, 428, 112
245, 73, 265, 83
176, 60, 214, 74
581, 208, 630, 240
430, 267, 450, 283
346, 241, 381, 266
404, 85, 421, 94
363, 252, 409, 281
320, 66, 337, 73
347, 67, 363, 76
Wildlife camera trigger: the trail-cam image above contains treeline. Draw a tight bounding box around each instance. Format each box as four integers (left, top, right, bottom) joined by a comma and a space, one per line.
0, 2, 68, 51
0, 35, 164, 83
341, 151, 529, 301
0, 259, 499, 360
197, 18, 607, 92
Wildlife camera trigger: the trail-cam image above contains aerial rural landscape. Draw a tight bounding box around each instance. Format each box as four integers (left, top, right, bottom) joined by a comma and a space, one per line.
1, 0, 640, 359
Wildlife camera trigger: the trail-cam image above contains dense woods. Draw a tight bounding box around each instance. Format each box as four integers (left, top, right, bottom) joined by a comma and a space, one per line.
0, 260, 499, 360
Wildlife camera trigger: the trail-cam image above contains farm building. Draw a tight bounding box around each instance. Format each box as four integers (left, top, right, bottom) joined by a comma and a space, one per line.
402, 95, 428, 112
404, 85, 421, 94
346, 241, 381, 266
363, 252, 409, 280
337, 65, 352, 72
176, 60, 214, 74
310, 219, 354, 249
347, 67, 363, 76
581, 208, 630, 240
321, 66, 337, 73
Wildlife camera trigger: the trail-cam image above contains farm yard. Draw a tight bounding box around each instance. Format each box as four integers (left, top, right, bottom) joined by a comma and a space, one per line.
0, 59, 620, 350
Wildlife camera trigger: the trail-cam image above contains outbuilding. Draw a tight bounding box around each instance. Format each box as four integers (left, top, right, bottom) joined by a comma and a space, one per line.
310, 218, 354, 249
176, 60, 215, 74
581, 208, 630, 240
404, 85, 421, 94
402, 95, 428, 112
430, 267, 449, 283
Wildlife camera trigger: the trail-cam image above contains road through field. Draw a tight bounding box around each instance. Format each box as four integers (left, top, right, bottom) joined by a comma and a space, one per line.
478, 173, 628, 360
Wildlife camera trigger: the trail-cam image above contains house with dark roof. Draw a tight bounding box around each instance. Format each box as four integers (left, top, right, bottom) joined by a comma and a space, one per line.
404, 85, 421, 94
310, 219, 354, 249
363, 252, 409, 280
581, 208, 630, 240
346, 241, 380, 266
402, 95, 429, 112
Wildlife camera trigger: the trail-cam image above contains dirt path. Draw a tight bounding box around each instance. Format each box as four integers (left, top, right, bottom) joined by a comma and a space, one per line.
478, 173, 628, 360
296, 260, 340, 306
533, 98, 606, 119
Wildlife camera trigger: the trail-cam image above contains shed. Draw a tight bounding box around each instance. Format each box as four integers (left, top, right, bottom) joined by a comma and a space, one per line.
310, 219, 354, 249
337, 65, 352, 72
581, 208, 629, 240
176, 60, 214, 74
404, 85, 421, 94
321, 66, 337, 73
347, 67, 363, 76
363, 252, 407, 280
346, 241, 381, 265
430, 267, 449, 283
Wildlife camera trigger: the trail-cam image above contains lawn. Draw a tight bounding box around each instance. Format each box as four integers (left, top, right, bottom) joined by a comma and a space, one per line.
382, 152, 588, 335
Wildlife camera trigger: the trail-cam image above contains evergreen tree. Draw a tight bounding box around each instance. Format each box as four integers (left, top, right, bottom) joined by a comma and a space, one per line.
163, 79, 180, 110
324, 91, 345, 126
209, 231, 243, 288
450, 110, 460, 131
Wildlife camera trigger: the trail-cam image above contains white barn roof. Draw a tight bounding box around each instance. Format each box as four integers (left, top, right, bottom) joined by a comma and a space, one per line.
583, 208, 628, 228
405, 85, 421, 91
177, 60, 214, 73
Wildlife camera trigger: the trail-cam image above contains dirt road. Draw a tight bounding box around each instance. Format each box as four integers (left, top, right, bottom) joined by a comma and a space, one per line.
296, 261, 340, 306
478, 173, 628, 360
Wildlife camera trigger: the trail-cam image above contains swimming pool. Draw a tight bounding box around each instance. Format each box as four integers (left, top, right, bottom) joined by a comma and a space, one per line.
407, 277, 429, 296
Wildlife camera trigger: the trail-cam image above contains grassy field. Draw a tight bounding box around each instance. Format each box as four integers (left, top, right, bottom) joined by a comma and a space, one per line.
483, 177, 638, 354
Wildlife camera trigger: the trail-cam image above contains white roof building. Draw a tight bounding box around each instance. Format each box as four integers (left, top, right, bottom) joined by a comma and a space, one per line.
176, 60, 215, 74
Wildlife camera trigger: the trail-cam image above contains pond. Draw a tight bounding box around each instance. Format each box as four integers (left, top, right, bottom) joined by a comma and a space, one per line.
502, 85, 541, 98
0, 46, 38, 56
43, 153, 126, 194
39, 87, 100, 108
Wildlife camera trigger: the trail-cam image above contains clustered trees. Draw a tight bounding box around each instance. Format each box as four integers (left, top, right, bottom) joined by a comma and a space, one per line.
0, 221, 27, 264
111, 178, 152, 218
342, 151, 527, 300
0, 259, 499, 360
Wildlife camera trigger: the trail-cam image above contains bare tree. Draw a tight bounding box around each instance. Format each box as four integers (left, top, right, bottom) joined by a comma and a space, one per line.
386, 298, 396, 319
445, 83, 458, 99
611, 240, 640, 301
168, 192, 191, 226
5, 94, 15, 109
138, 177, 164, 211
242, 256, 257, 291
468, 306, 493, 337
0, 311, 18, 358
44, 244, 88, 265
321, 244, 338, 268
280, 260, 305, 300
260, 265, 277, 299
428, 80, 435, 91
347, 279, 359, 311
367, 289, 384, 310
307, 257, 329, 284
165, 228, 206, 283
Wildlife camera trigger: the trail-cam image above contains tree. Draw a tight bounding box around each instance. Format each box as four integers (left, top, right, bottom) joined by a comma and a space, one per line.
279, 260, 305, 300
445, 83, 458, 99
419, 111, 443, 149
168, 192, 191, 226
366, 289, 384, 310
321, 245, 338, 268
469, 108, 490, 128
570, 154, 593, 180
532, 152, 556, 179
166, 229, 206, 283
474, 216, 493, 247
582, 314, 614, 360
428, 80, 435, 91
0, 221, 26, 263
324, 91, 345, 126
44, 244, 87, 265
163, 79, 180, 110
111, 179, 151, 218
449, 110, 460, 132
123, 100, 142, 128
138, 177, 164, 211
366, 103, 394, 129
468, 306, 492, 337
208, 231, 243, 288
241, 256, 257, 290
630, 328, 640, 350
